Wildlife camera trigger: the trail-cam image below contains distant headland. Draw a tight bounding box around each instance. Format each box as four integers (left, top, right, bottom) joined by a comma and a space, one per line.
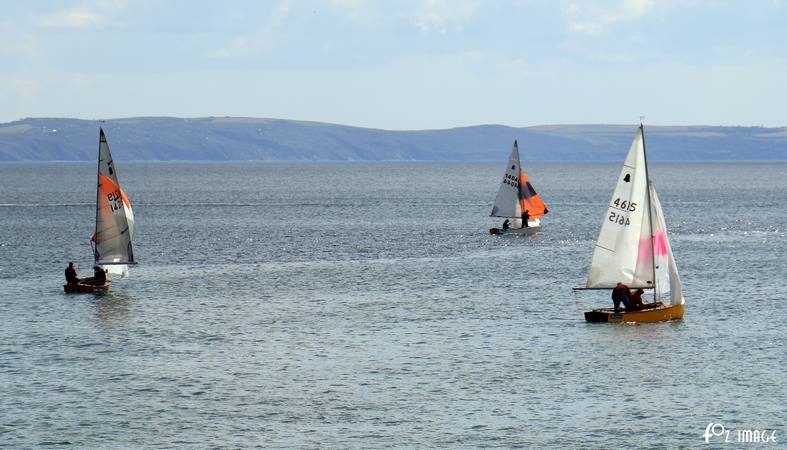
1, 117, 785, 161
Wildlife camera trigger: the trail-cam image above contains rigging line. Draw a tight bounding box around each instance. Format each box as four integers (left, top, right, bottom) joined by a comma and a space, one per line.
607, 205, 635, 212
574, 287, 654, 290
572, 288, 585, 314
594, 243, 616, 253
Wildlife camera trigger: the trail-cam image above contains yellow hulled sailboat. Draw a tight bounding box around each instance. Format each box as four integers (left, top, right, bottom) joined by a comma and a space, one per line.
574, 125, 684, 323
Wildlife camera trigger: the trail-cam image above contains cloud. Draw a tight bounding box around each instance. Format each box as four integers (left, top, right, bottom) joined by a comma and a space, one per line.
329, 0, 387, 27
35, 9, 102, 29
34, 1, 128, 30
416, 0, 477, 34
564, 0, 655, 35
207, 0, 292, 59
207, 36, 252, 60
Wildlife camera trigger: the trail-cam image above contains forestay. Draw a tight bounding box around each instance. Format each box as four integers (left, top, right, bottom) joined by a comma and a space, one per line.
586, 129, 654, 288
490, 140, 548, 219
94, 128, 135, 276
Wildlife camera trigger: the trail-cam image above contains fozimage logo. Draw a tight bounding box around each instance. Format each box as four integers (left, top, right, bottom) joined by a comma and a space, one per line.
703, 423, 778, 444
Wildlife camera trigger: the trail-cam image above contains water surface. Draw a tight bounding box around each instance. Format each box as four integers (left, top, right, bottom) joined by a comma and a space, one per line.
1, 161, 785, 447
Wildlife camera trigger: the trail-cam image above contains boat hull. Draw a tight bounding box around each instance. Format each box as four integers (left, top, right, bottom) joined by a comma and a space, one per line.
489, 226, 541, 236
64, 281, 110, 294
584, 303, 684, 323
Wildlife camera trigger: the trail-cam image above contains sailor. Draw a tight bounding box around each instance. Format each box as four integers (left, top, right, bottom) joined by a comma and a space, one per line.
502, 219, 510, 230
521, 210, 530, 228
611, 282, 630, 312
83, 265, 107, 285
65, 262, 79, 285
629, 288, 645, 310
93, 265, 107, 284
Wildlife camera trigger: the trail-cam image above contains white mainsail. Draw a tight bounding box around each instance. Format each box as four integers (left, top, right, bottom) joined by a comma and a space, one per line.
93, 128, 135, 277
490, 141, 524, 219
586, 128, 654, 289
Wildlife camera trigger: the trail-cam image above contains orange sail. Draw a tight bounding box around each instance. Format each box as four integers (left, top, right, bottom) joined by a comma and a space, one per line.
518, 168, 548, 218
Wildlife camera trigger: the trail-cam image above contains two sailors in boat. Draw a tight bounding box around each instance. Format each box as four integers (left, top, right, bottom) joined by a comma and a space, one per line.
501, 210, 532, 230
612, 282, 646, 312
65, 263, 107, 286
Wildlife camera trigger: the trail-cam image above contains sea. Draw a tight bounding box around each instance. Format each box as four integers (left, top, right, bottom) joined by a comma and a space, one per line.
0, 161, 785, 448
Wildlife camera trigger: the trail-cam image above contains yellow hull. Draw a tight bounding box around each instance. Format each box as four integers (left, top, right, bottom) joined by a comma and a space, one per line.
584, 303, 684, 323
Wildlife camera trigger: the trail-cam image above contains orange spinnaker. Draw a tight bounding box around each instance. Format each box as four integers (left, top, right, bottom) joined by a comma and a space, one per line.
518, 170, 548, 218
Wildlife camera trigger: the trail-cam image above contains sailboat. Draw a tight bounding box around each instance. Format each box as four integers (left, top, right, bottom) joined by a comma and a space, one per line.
489, 140, 548, 235
574, 125, 684, 323
64, 128, 136, 293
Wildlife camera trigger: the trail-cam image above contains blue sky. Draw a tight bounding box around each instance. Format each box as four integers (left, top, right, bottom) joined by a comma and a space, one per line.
1, 0, 785, 129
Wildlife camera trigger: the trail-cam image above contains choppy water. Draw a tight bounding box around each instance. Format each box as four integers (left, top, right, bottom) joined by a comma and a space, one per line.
1, 161, 785, 448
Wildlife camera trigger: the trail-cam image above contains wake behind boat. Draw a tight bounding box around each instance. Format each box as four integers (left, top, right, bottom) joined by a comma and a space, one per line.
64, 128, 137, 294
489, 140, 548, 236
574, 124, 684, 323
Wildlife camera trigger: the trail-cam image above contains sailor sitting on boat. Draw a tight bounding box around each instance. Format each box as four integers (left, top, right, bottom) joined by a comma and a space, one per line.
80, 266, 107, 286
628, 289, 645, 311
65, 262, 80, 285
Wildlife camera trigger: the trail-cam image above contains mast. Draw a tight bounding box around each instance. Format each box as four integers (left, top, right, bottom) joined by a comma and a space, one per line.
640, 123, 658, 300
514, 139, 520, 219
94, 127, 103, 265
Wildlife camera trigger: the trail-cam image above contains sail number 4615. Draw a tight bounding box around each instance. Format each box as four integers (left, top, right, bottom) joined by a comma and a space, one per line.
609, 198, 636, 226
613, 198, 637, 211
608, 212, 630, 226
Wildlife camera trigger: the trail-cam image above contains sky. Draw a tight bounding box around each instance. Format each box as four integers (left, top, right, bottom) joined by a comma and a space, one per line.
1, 0, 785, 129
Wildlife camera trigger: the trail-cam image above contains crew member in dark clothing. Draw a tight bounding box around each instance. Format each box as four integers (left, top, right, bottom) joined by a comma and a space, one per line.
629, 288, 645, 310
83, 265, 107, 285
521, 210, 530, 228
611, 282, 630, 312
65, 262, 79, 284
93, 266, 106, 283
502, 219, 510, 230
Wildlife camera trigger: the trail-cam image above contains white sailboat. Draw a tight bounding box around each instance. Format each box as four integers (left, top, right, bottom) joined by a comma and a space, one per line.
489, 140, 549, 235
575, 125, 684, 323
65, 128, 136, 293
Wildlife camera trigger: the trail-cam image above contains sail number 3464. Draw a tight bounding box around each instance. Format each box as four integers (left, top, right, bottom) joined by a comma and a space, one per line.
609, 198, 637, 226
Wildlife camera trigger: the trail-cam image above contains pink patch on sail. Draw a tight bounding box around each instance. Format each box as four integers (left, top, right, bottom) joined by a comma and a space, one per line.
637, 237, 651, 262
652, 231, 668, 256
637, 232, 668, 261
